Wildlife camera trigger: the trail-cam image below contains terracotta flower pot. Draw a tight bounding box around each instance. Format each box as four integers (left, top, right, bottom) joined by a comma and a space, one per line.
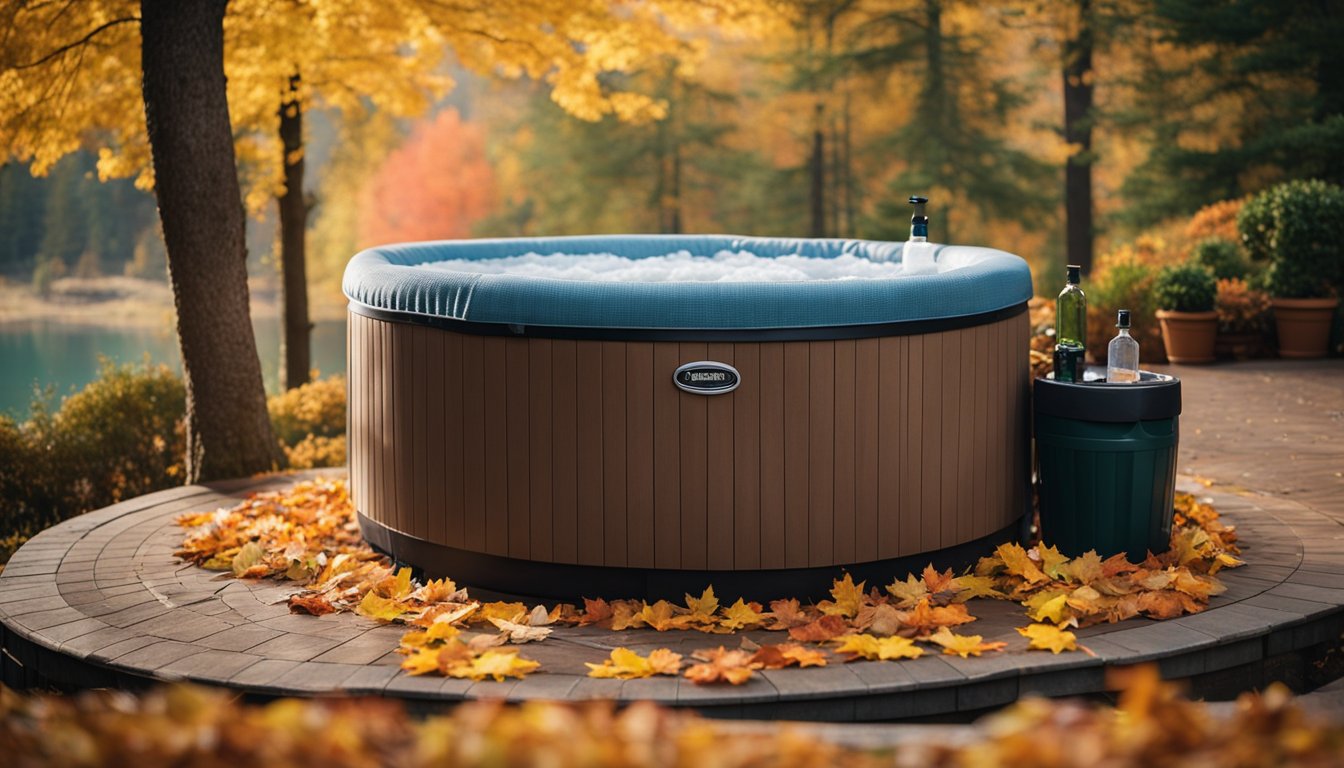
1155, 309, 1218, 364
1272, 297, 1339, 359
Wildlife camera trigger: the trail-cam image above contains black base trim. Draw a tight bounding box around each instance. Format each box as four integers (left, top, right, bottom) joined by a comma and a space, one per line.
358, 511, 1024, 603
349, 301, 1028, 343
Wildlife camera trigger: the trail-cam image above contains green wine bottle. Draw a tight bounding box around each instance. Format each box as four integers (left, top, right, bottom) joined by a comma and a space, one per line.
1056, 264, 1086, 352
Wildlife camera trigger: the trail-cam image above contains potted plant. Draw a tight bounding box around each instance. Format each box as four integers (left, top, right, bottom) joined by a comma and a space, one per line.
1153, 262, 1218, 363
1238, 179, 1344, 358
1214, 277, 1271, 359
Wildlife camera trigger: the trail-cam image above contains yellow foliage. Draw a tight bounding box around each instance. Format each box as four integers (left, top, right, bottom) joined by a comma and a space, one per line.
1, 0, 789, 210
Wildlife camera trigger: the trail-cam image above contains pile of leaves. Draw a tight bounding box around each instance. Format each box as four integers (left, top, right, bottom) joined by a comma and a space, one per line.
4, 668, 1343, 767
177, 478, 1243, 685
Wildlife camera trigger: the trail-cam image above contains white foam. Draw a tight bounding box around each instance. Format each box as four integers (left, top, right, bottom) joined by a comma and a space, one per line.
423, 250, 907, 282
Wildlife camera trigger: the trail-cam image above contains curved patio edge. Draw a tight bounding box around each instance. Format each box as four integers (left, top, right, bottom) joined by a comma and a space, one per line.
2, 470, 1342, 722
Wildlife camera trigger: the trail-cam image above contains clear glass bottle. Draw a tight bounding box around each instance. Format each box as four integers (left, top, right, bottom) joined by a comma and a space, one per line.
1106, 309, 1140, 383
1056, 264, 1087, 352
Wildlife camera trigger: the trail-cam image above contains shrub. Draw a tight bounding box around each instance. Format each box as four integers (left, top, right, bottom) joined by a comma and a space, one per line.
1238, 179, 1344, 298
267, 375, 346, 448
1191, 238, 1248, 280
1085, 259, 1162, 363
0, 361, 186, 563
1215, 278, 1272, 335
1153, 263, 1217, 313
1, 366, 352, 563
1185, 198, 1245, 243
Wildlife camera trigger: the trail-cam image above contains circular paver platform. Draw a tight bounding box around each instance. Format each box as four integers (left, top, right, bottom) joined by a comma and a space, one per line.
2, 468, 1343, 721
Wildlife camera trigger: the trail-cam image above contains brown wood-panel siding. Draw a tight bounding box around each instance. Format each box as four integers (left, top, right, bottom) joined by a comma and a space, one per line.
626, 345, 655, 566
757, 343, 786, 569
349, 311, 1028, 569
705, 343, 735, 570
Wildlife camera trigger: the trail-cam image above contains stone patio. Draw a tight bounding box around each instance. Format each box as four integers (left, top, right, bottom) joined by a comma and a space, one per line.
2, 359, 1342, 720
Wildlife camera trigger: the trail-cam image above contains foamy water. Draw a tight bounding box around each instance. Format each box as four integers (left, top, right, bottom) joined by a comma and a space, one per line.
423, 250, 907, 282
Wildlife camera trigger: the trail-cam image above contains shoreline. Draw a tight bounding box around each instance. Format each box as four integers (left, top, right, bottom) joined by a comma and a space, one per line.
0, 276, 347, 330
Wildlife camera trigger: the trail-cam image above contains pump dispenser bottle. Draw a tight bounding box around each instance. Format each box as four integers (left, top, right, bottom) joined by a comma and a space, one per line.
902, 195, 937, 274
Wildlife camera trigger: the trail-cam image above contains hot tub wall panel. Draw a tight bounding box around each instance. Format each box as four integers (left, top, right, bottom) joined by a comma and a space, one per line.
348, 309, 1030, 572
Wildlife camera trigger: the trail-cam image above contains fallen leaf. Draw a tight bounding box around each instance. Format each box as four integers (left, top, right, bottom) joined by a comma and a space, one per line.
580, 598, 614, 626
750, 643, 828, 669
586, 647, 683, 679
358, 591, 412, 623
763, 598, 812, 630
886, 574, 929, 607
231, 541, 266, 578
449, 649, 540, 682
684, 647, 757, 685
928, 627, 1007, 658
819, 573, 866, 618
684, 586, 719, 619
640, 600, 680, 631
788, 614, 850, 642
489, 617, 552, 643
718, 598, 766, 631
997, 542, 1049, 584
834, 634, 923, 661
288, 594, 336, 616
900, 599, 975, 637
1017, 623, 1089, 654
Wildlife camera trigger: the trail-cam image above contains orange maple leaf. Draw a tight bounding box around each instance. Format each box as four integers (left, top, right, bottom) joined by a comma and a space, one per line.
684, 647, 758, 685
787, 614, 850, 642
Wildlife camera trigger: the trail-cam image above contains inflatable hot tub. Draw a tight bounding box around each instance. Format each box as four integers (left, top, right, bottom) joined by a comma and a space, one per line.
343, 235, 1033, 599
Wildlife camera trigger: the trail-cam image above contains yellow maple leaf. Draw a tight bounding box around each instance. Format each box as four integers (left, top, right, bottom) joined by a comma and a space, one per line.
684, 586, 719, 618
610, 601, 647, 631
586, 647, 683, 679
928, 627, 1007, 658
820, 573, 866, 618
1060, 550, 1104, 584
996, 543, 1049, 584
448, 650, 540, 682
1036, 544, 1071, 580
885, 574, 929, 607
400, 646, 442, 676
834, 634, 923, 661
951, 574, 1003, 601
1026, 592, 1071, 625
358, 591, 412, 623
718, 598, 766, 631
640, 600, 680, 631
1017, 623, 1086, 654
473, 601, 528, 625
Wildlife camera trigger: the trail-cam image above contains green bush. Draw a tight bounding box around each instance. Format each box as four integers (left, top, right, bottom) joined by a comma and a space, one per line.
1238, 179, 1344, 298
267, 376, 346, 446
1153, 263, 1217, 313
1, 364, 352, 564
0, 361, 186, 563
1191, 238, 1248, 280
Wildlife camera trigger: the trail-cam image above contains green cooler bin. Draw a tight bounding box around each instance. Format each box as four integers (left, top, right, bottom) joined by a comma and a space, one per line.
1034, 370, 1182, 560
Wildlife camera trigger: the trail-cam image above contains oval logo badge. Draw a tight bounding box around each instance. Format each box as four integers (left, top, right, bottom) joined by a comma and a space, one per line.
673, 361, 740, 395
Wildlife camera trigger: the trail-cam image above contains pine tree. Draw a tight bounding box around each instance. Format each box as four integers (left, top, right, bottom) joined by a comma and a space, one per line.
1120, 0, 1344, 223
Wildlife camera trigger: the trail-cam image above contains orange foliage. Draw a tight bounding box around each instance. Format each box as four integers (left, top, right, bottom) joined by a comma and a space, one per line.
358, 109, 498, 246
1185, 198, 1246, 243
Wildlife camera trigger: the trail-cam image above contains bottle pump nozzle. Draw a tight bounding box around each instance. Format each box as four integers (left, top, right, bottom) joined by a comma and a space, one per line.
908, 195, 929, 241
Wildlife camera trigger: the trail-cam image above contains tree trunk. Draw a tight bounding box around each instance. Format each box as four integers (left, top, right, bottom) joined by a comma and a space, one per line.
278, 73, 311, 389
140, 0, 280, 481
809, 103, 826, 237
1063, 0, 1095, 274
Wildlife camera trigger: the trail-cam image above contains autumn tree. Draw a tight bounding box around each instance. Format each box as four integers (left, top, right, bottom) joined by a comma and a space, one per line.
358, 109, 498, 245
844, 0, 1056, 243
1119, 0, 1344, 223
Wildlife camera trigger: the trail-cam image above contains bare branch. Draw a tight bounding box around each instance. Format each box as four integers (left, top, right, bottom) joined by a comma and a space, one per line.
10, 16, 138, 70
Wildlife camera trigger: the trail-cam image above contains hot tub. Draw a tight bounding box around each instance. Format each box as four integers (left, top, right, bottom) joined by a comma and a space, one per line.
343, 235, 1033, 599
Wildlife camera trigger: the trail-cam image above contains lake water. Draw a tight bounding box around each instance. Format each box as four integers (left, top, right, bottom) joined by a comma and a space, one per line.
0, 318, 347, 418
